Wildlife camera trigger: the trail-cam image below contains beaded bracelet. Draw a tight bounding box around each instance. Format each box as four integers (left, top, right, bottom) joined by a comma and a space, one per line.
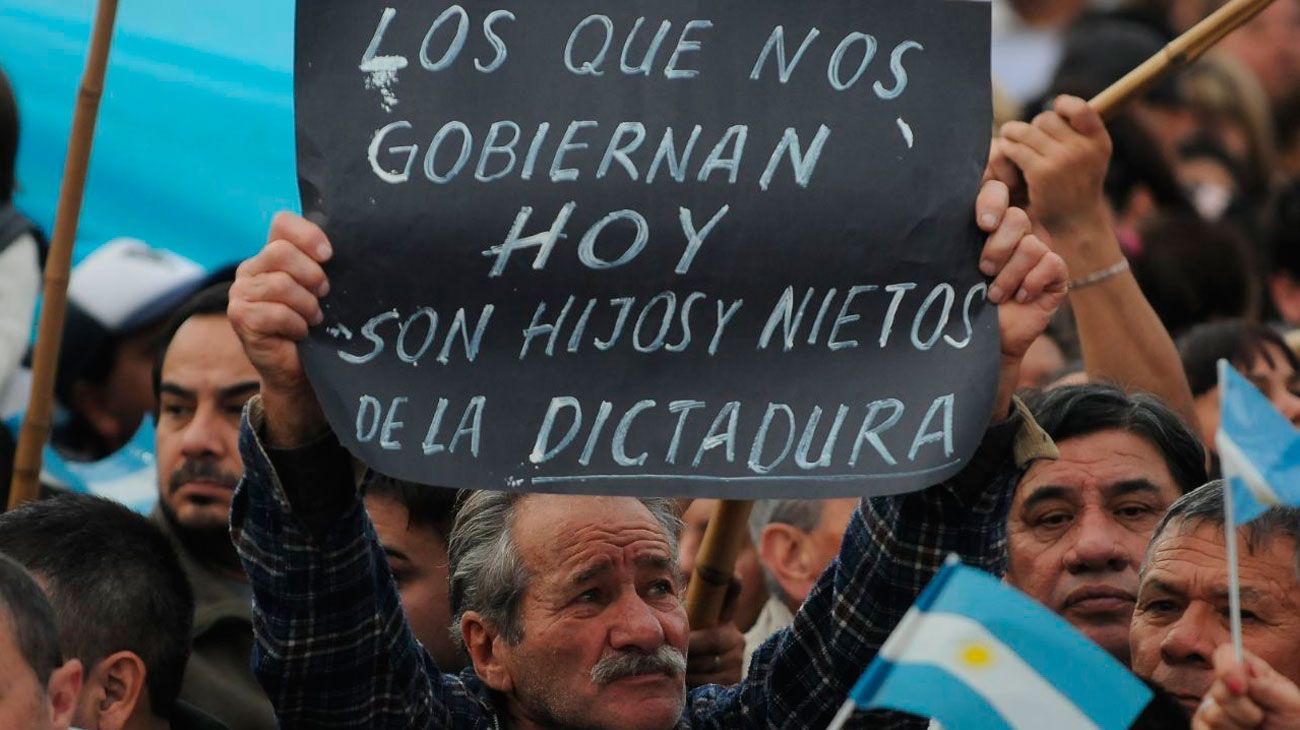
1068, 258, 1129, 291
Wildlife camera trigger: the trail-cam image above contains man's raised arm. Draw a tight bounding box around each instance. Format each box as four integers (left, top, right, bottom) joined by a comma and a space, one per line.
227, 213, 462, 728
990, 95, 1198, 430
685, 183, 1068, 728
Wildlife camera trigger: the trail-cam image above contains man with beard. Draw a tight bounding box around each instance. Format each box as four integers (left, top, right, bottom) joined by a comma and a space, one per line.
150, 284, 275, 730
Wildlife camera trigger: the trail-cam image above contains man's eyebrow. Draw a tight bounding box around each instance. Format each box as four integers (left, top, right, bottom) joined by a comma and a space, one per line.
1021, 485, 1077, 512
381, 545, 410, 562
635, 554, 673, 571
572, 554, 673, 584
573, 561, 611, 585
159, 383, 195, 399
1211, 586, 1265, 603
1141, 578, 1184, 597
1103, 480, 1165, 499
219, 381, 261, 400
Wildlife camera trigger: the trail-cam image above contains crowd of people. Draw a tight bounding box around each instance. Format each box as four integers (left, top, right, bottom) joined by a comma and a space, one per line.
1, 0, 1299, 728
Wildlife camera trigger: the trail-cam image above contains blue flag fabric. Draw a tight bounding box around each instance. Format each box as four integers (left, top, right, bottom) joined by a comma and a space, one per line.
844, 561, 1150, 730
3, 414, 158, 515
1217, 360, 1300, 525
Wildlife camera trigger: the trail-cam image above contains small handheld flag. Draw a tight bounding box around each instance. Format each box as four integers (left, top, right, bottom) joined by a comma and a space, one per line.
1216, 360, 1300, 525
828, 558, 1151, 730
1214, 359, 1300, 660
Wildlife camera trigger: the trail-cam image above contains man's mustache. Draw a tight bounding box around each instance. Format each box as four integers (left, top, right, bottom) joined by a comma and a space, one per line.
169, 459, 241, 493
590, 645, 687, 685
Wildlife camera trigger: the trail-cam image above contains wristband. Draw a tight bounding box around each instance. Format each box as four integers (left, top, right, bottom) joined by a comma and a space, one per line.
1068, 258, 1129, 291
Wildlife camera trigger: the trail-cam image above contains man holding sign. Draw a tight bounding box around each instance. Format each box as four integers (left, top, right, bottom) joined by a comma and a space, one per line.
227, 190, 1063, 729
228, 0, 1069, 727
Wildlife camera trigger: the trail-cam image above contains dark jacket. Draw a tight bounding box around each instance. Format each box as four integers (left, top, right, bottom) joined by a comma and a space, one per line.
152, 507, 277, 730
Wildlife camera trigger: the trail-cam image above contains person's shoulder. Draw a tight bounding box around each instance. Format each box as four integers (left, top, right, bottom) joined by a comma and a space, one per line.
415, 667, 509, 728
442, 666, 507, 726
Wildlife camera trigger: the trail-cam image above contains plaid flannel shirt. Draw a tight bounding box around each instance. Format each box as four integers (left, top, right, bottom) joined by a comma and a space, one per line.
231, 397, 1046, 729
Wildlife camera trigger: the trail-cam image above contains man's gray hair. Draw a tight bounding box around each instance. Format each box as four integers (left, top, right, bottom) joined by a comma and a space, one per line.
747, 499, 825, 602
1144, 480, 1300, 576
447, 491, 683, 651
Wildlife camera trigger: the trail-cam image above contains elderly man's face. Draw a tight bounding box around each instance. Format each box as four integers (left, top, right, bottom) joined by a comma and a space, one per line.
1006, 429, 1182, 664
495, 495, 688, 730
1130, 520, 1300, 714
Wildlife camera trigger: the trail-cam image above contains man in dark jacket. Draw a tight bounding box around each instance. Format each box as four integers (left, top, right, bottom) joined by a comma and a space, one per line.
148, 284, 277, 730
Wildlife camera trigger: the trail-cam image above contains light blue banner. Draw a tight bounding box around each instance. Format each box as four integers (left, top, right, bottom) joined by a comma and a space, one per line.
0, 0, 300, 271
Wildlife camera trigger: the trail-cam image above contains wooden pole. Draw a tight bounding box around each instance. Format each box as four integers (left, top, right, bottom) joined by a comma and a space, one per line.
8, 0, 121, 510
684, 499, 753, 628
1090, 0, 1276, 119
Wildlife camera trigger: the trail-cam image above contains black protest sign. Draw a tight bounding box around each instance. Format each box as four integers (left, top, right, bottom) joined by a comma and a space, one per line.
294, 0, 997, 498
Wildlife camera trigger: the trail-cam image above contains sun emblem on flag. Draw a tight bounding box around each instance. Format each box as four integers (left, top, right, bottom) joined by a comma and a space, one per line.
956, 640, 997, 670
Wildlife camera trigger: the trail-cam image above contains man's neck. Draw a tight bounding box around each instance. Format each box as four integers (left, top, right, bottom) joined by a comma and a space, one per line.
141, 714, 171, 730
120, 703, 172, 730
157, 505, 246, 580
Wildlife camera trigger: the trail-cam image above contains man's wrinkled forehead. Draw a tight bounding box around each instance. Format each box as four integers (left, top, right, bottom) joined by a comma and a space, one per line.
1137, 523, 1300, 622
569, 553, 677, 585
515, 494, 677, 561
1014, 430, 1182, 506
1143, 515, 1300, 574
1135, 522, 1234, 609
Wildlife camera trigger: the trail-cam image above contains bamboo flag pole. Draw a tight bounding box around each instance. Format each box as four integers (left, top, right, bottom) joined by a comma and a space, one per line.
7, 0, 121, 510
1090, 0, 1276, 118
684, 499, 753, 627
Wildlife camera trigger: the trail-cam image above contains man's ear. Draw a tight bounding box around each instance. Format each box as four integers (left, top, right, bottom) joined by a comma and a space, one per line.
47, 658, 83, 730
94, 651, 148, 730
758, 524, 813, 607
462, 612, 513, 693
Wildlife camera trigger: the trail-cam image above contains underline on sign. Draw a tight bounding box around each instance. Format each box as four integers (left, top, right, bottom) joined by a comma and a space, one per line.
529, 460, 962, 485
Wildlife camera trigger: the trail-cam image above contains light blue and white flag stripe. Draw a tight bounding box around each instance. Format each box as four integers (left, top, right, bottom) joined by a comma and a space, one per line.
1216, 360, 1300, 525
4, 413, 159, 515
834, 560, 1150, 730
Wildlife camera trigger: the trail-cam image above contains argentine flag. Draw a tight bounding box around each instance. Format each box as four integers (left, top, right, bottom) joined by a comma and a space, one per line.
1217, 360, 1300, 525
830, 560, 1150, 730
